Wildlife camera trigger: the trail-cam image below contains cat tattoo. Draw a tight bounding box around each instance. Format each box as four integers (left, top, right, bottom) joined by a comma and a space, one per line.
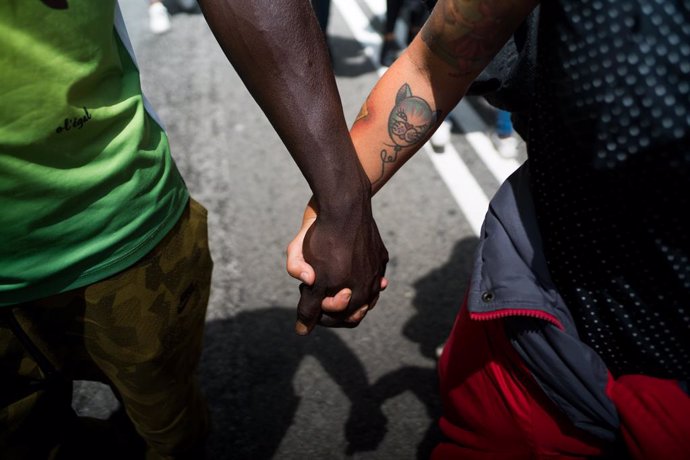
375, 83, 440, 184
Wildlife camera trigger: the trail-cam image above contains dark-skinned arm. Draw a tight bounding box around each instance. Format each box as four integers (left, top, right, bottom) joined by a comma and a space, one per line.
196, 0, 388, 335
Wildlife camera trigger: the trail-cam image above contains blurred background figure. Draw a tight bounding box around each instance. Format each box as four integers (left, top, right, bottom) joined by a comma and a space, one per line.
380, 0, 432, 67
311, 0, 331, 36
311, 0, 333, 59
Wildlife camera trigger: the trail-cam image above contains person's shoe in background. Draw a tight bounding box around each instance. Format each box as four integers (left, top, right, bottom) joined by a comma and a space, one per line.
149, 2, 171, 34
491, 133, 519, 158
430, 119, 452, 152
493, 109, 518, 158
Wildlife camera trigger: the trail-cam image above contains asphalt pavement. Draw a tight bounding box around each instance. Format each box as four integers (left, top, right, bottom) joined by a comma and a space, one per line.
72, 1, 525, 459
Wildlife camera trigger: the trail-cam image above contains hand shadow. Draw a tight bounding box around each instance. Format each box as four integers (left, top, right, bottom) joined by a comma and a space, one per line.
345, 236, 480, 459
199, 307, 370, 460
405, 236, 479, 360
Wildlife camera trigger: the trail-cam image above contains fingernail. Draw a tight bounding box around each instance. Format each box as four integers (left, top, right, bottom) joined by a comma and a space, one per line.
295, 321, 309, 335
300, 272, 309, 283
343, 291, 352, 301
347, 305, 369, 323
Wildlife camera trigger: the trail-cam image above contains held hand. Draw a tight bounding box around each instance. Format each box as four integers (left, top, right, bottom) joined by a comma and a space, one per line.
286, 198, 388, 335
287, 201, 353, 314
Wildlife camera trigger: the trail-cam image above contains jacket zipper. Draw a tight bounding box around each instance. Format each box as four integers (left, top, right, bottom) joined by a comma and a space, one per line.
470, 308, 564, 330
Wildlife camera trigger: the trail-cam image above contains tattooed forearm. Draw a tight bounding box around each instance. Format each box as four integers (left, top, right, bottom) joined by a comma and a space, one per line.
421, 0, 513, 77
374, 83, 440, 185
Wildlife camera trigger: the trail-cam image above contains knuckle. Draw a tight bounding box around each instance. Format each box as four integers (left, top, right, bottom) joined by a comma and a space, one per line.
296, 306, 316, 324
286, 239, 297, 254
286, 262, 298, 276
343, 313, 359, 325
318, 314, 340, 328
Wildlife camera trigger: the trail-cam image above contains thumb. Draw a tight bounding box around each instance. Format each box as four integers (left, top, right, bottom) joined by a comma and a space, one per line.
295, 283, 323, 335
287, 239, 316, 284
286, 217, 316, 285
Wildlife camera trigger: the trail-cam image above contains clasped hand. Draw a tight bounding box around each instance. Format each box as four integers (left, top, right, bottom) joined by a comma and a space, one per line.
286, 197, 388, 335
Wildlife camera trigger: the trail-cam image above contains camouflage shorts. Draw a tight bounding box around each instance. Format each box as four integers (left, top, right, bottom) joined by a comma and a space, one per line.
0, 198, 213, 460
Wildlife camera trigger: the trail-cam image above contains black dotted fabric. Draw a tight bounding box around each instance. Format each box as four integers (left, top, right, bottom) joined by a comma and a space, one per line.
528, 0, 690, 379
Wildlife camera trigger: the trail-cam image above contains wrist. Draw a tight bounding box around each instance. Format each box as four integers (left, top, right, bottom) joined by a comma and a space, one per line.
314, 170, 372, 222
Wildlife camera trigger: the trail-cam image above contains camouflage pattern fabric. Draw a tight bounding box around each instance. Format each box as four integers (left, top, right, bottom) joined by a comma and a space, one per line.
0, 199, 212, 460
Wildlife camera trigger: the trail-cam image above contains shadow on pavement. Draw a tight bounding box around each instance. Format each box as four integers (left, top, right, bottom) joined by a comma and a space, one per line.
200, 307, 370, 459
199, 237, 478, 459
345, 236, 479, 459
407, 236, 479, 360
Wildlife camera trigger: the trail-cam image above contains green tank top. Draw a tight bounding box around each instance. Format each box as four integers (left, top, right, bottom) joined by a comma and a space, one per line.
0, 1, 189, 306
